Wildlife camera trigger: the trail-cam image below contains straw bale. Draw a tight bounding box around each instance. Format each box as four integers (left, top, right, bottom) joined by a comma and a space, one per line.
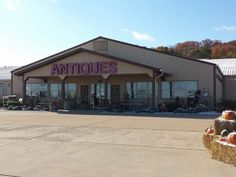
211, 141, 236, 166
202, 133, 214, 149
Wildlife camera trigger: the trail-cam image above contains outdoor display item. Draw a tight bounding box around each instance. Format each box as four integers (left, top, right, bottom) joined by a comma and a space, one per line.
222, 110, 236, 120
213, 115, 236, 135
203, 110, 236, 166
227, 132, 236, 145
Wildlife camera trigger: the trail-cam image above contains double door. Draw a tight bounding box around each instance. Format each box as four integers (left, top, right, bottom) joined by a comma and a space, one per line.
79, 84, 121, 109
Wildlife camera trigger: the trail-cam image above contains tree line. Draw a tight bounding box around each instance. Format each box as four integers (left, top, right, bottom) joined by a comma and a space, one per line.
155, 39, 236, 59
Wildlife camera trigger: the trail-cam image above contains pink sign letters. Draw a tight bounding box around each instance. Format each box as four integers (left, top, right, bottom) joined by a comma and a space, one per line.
51, 61, 117, 75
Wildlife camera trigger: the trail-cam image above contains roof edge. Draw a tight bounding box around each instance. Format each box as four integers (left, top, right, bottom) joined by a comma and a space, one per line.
11, 36, 102, 74
13, 48, 164, 76
98, 36, 218, 66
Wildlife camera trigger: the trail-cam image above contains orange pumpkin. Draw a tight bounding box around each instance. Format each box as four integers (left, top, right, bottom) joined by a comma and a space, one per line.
206, 127, 214, 134
227, 132, 236, 145
222, 110, 236, 120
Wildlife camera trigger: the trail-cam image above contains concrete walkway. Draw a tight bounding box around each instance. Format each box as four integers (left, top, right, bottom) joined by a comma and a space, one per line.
0, 111, 234, 177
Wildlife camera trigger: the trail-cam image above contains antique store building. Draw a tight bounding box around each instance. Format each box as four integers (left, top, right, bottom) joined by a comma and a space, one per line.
11, 36, 223, 110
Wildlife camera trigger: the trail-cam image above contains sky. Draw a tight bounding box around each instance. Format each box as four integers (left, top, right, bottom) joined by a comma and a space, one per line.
0, 0, 236, 67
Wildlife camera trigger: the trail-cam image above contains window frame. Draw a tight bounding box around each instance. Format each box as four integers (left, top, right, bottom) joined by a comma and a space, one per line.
161, 80, 198, 99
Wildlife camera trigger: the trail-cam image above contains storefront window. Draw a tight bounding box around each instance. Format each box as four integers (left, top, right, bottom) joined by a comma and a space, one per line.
90, 83, 110, 107
65, 83, 76, 99
161, 81, 197, 98
126, 82, 152, 99
50, 83, 61, 98
26, 84, 48, 97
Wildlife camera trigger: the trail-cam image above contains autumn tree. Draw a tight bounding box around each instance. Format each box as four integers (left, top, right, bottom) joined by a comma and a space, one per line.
155, 39, 236, 59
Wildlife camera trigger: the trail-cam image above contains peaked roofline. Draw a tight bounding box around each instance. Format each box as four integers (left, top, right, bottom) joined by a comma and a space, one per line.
11, 36, 102, 74
97, 36, 224, 77
13, 48, 164, 76
97, 36, 219, 66
12, 35, 223, 77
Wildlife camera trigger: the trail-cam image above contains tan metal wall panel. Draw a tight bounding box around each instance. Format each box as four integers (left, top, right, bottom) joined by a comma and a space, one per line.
24, 52, 153, 78
216, 79, 222, 102
81, 39, 215, 98
215, 68, 223, 102
225, 76, 236, 100
12, 75, 23, 98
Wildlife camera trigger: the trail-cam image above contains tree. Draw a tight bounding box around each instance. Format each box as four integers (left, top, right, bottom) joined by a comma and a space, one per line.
155, 39, 236, 59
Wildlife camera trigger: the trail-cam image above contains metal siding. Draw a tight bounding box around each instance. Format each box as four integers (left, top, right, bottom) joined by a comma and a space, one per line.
216, 78, 222, 102
12, 75, 23, 98
225, 76, 236, 100
81, 39, 215, 98
24, 52, 153, 78
215, 68, 223, 102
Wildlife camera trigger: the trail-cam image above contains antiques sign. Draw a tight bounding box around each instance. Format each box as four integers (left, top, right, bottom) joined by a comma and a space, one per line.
51, 61, 118, 75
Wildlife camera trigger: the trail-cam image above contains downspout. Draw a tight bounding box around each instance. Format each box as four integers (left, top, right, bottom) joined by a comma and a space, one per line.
154, 70, 164, 108
213, 65, 216, 110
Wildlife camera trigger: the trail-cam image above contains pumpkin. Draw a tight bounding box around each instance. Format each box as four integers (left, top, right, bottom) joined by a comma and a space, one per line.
206, 127, 214, 134
222, 110, 236, 120
219, 137, 226, 142
226, 132, 236, 145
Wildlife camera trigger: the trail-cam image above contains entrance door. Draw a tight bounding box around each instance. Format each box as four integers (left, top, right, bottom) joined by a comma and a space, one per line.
80, 85, 89, 108
111, 85, 120, 107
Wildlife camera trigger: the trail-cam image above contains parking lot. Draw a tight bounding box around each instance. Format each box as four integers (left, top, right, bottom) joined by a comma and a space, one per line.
0, 111, 234, 177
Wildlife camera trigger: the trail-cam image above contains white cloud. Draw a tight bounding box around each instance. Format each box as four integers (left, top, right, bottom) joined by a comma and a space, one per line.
131, 31, 154, 41
213, 25, 236, 32
122, 28, 155, 41
4, 0, 24, 14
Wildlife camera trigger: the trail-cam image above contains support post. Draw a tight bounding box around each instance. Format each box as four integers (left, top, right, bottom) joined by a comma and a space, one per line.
152, 71, 156, 110
23, 76, 29, 104
104, 78, 109, 108
60, 77, 67, 109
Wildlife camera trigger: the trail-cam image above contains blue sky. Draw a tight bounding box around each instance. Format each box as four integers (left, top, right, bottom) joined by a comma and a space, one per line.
0, 0, 236, 66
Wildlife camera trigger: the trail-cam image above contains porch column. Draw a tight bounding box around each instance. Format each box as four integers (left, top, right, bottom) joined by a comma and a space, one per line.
61, 80, 65, 100
23, 80, 26, 102
23, 76, 29, 103
60, 77, 67, 109
104, 77, 109, 108
152, 71, 156, 109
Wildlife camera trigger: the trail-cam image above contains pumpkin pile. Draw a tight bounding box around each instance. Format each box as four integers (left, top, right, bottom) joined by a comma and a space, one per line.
203, 110, 236, 166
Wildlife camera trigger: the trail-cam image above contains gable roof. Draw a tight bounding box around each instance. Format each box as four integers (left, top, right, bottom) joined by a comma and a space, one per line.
13, 48, 163, 76
97, 36, 219, 66
96, 36, 223, 77
200, 58, 236, 76
12, 36, 221, 76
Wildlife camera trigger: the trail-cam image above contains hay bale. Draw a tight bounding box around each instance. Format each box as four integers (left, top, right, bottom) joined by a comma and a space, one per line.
202, 133, 214, 149
213, 118, 236, 135
211, 141, 236, 166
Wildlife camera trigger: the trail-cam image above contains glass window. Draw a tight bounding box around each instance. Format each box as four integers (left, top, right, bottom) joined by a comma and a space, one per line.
90, 83, 110, 106
161, 81, 197, 99
172, 81, 197, 98
50, 83, 61, 98
161, 81, 171, 98
0, 83, 4, 87
65, 83, 76, 99
126, 82, 152, 99
26, 84, 48, 97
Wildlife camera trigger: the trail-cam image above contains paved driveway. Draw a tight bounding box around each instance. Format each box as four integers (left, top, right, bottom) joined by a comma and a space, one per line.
0, 111, 234, 177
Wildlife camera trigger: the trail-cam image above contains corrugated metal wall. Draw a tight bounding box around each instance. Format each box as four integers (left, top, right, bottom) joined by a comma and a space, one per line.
225, 76, 236, 100
81, 39, 216, 100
